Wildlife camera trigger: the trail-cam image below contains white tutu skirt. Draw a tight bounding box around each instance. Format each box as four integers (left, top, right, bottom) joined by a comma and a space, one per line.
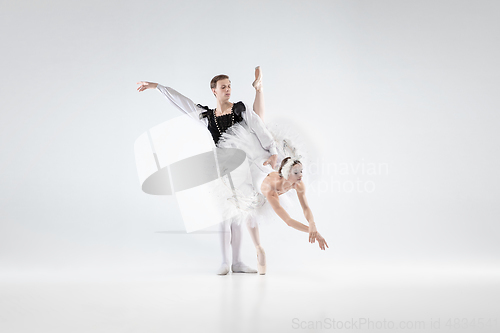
216, 122, 302, 228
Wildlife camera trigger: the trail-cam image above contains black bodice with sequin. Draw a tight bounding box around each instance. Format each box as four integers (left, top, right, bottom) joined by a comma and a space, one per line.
197, 101, 245, 144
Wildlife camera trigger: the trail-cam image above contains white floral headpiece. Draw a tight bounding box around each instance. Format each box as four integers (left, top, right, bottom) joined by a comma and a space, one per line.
280, 139, 302, 180
280, 156, 302, 180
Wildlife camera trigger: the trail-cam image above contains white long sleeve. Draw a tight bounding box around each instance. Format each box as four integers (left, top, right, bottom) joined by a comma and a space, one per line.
241, 102, 278, 156
156, 84, 276, 155
156, 84, 208, 127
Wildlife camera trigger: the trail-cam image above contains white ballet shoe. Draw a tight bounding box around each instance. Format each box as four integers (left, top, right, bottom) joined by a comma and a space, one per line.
252, 66, 263, 92
231, 262, 258, 273
256, 245, 266, 275
217, 263, 230, 275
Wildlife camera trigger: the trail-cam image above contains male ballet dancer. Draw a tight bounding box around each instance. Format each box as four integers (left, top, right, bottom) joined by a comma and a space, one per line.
137, 68, 276, 275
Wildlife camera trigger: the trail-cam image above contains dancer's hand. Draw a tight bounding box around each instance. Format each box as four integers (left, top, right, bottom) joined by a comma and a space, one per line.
263, 154, 277, 169
316, 233, 329, 250
308, 222, 317, 243
136, 81, 158, 92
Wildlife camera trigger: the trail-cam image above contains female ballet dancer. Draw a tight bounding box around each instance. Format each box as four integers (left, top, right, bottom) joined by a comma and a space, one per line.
261, 158, 328, 247
137, 68, 277, 275
216, 68, 329, 275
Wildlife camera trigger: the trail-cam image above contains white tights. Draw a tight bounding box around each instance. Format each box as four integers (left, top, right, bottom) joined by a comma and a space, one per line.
218, 68, 266, 265
219, 216, 262, 265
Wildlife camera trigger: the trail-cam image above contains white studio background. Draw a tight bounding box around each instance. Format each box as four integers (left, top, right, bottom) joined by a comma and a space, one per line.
1, 0, 499, 279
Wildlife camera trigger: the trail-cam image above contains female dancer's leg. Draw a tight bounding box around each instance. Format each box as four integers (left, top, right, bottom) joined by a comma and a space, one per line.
246, 216, 266, 275
246, 66, 268, 274
252, 66, 265, 121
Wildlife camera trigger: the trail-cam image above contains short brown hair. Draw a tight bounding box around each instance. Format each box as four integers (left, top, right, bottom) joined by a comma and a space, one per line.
210, 74, 230, 90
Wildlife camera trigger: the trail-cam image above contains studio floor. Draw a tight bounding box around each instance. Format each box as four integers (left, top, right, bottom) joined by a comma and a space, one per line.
1, 263, 498, 333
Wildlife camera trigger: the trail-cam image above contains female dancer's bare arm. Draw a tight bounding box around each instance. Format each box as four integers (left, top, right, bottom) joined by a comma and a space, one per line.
296, 182, 329, 250
265, 192, 328, 250
265, 192, 309, 232
295, 182, 316, 241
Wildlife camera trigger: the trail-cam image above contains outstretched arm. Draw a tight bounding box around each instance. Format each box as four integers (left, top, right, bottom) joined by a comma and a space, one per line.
296, 182, 329, 250
263, 185, 328, 250
136, 81, 207, 126
295, 181, 316, 240
265, 191, 309, 232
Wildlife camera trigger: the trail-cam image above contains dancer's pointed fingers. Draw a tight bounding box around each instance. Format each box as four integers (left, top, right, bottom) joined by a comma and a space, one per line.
310, 232, 316, 243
